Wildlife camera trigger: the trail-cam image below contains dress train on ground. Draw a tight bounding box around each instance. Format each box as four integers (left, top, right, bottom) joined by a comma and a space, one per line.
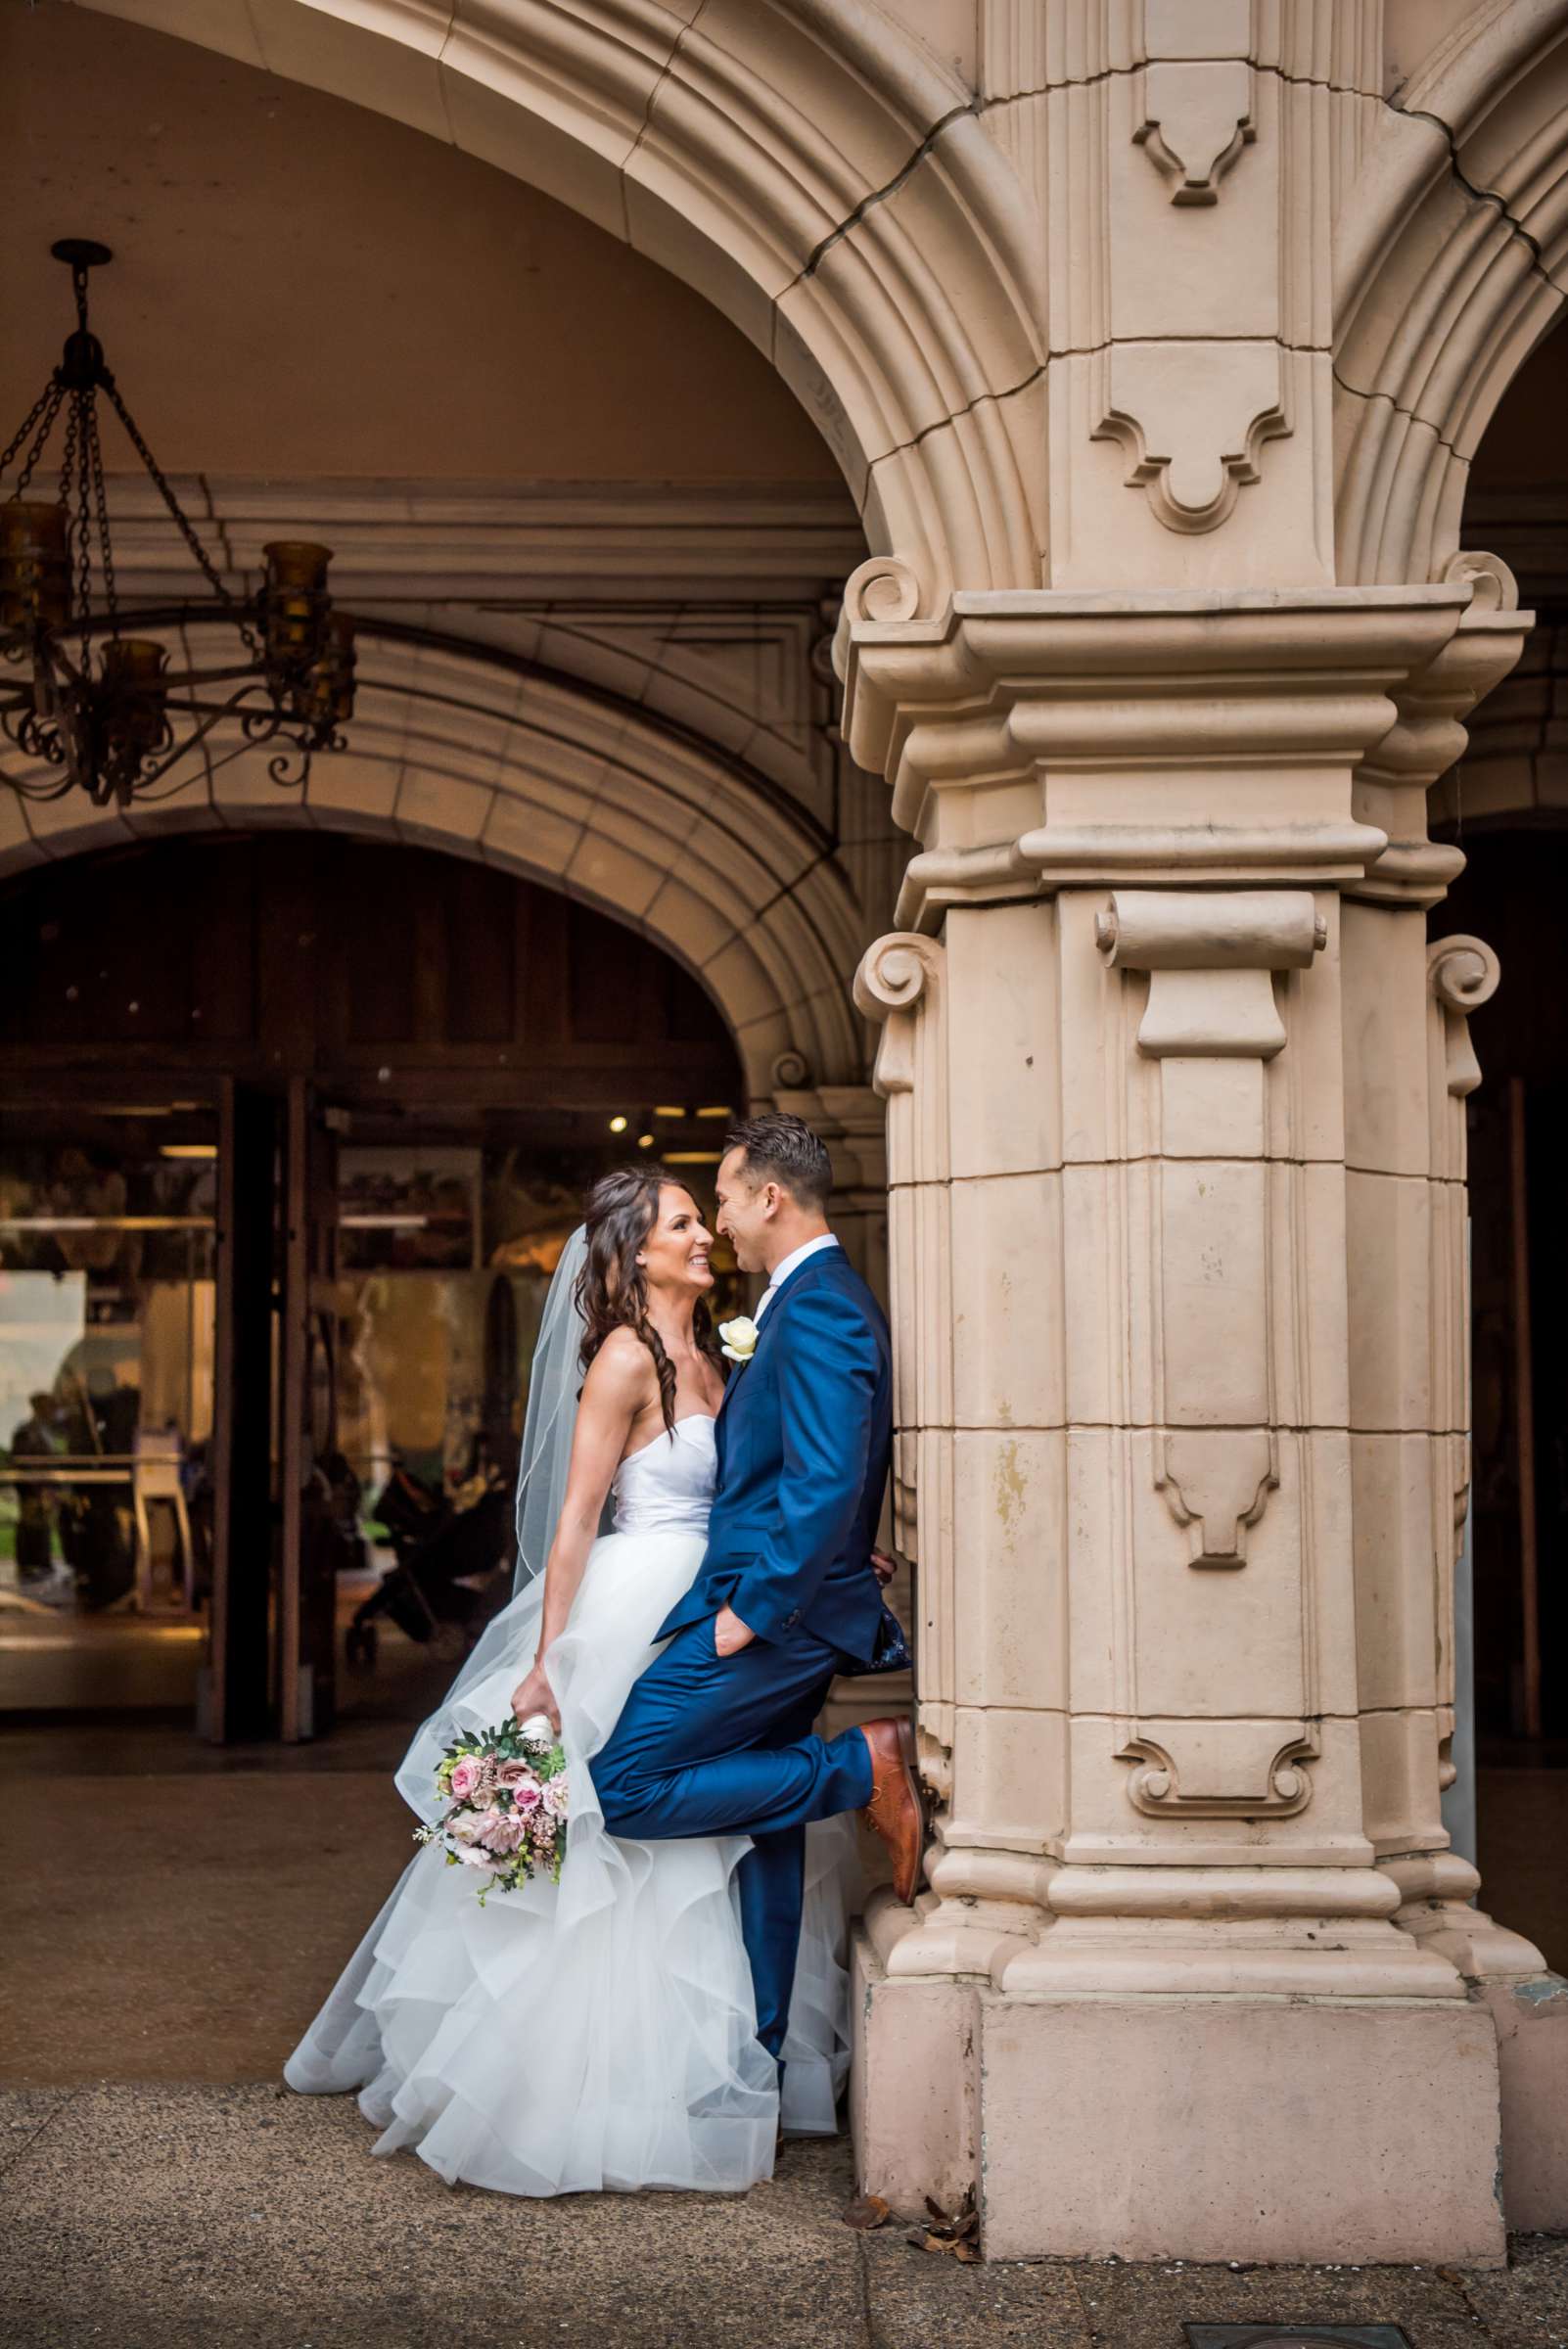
285, 1429, 857, 2195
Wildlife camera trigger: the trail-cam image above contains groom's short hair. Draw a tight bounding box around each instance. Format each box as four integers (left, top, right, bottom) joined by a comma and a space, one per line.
722, 1113, 833, 1211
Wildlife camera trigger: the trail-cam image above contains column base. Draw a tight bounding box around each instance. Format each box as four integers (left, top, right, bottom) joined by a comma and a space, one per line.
1480, 1975, 1568, 2233
1389, 1853, 1568, 2232
851, 1925, 1507, 2264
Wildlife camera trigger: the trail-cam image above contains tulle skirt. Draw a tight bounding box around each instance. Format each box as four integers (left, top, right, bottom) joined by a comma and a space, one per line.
283, 1528, 858, 2195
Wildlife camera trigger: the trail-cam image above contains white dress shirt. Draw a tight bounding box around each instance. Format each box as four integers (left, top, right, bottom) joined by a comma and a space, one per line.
754, 1232, 839, 1322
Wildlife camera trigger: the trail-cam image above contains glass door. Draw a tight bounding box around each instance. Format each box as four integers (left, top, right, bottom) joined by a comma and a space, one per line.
0, 1096, 218, 1715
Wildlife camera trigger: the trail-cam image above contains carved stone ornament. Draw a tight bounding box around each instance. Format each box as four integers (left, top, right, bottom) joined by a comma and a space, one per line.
1439, 547, 1520, 615
853, 931, 942, 1028
831, 554, 923, 684
1133, 60, 1255, 205
1100, 890, 1323, 1569
1117, 1726, 1316, 1818
769, 1047, 813, 1092
1428, 932, 1501, 1102
1092, 343, 1289, 534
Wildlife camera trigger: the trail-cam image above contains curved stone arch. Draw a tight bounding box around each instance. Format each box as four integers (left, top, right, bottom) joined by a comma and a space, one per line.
75, 0, 1045, 607
1334, 0, 1568, 585
0, 625, 866, 1103
1431, 610, 1568, 835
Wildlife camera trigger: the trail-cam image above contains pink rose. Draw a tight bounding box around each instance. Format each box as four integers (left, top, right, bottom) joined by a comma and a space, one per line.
494, 1760, 535, 1791
448, 1756, 482, 1802
509, 1777, 543, 1813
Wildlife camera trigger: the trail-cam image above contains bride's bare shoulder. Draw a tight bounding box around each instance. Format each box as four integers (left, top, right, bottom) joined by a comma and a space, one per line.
581, 1326, 658, 1405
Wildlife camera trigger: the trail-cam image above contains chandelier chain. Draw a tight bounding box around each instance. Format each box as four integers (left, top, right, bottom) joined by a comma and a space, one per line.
2, 381, 62, 487
62, 391, 94, 668
103, 382, 234, 609
85, 398, 118, 631
8, 382, 66, 498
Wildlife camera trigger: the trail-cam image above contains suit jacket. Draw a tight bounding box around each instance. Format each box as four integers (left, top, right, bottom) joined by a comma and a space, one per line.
656, 1243, 892, 1662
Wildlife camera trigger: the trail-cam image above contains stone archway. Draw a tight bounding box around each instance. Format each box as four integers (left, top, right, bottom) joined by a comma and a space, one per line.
0, 623, 865, 1105
73, 0, 1045, 610
1334, 0, 1568, 587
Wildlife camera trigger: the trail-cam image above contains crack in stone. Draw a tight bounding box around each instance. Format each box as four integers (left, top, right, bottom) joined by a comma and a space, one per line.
870, 357, 1047, 471
626, 0, 715, 172
1391, 98, 1562, 297
801, 100, 980, 280
978, 59, 1389, 108
1331, 360, 1467, 463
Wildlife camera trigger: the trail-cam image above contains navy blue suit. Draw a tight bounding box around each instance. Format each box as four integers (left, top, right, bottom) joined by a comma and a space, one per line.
593, 1242, 891, 2059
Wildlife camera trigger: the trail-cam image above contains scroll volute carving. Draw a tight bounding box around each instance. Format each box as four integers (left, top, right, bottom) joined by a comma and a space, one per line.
1118, 1725, 1317, 1818
1428, 933, 1500, 1113
853, 932, 946, 1179
1099, 889, 1323, 1568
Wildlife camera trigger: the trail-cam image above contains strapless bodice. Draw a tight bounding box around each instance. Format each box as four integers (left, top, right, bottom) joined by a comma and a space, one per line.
611, 1413, 716, 1537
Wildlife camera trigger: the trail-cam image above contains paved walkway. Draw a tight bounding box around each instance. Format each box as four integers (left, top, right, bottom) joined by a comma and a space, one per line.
3, 1716, 1566, 2346
4, 2084, 1567, 2349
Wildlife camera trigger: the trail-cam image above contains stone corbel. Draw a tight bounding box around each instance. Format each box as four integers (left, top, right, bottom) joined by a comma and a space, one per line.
1099, 889, 1323, 1568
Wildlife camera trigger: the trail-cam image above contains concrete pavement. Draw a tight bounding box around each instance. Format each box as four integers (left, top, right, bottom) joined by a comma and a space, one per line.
4, 2083, 1567, 2349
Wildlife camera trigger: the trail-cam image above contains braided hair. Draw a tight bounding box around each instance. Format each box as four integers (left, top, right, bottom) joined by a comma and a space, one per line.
576, 1166, 720, 1434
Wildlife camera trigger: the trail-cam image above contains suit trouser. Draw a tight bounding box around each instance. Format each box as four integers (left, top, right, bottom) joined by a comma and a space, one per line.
592, 1618, 875, 2060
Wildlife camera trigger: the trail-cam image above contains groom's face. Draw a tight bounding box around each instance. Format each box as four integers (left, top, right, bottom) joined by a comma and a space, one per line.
715, 1147, 772, 1274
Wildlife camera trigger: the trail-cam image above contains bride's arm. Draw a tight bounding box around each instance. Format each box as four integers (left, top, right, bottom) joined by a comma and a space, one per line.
510, 1332, 649, 1727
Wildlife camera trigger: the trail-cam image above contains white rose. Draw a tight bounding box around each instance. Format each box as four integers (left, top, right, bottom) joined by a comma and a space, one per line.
719, 1315, 759, 1363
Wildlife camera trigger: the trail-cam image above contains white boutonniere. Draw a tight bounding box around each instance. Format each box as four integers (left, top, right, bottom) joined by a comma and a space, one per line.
718, 1315, 760, 1364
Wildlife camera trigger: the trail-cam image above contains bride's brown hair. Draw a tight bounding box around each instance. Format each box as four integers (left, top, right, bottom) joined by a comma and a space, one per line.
576, 1166, 720, 1434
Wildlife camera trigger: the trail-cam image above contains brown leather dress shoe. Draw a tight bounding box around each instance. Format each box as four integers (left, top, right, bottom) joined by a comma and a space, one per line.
859, 1716, 925, 1905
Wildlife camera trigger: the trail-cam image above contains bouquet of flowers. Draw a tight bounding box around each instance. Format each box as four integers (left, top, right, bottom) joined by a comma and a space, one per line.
415, 1711, 569, 1905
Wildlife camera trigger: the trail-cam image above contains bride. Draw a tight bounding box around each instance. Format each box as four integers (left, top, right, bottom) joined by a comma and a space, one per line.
284, 1164, 858, 2196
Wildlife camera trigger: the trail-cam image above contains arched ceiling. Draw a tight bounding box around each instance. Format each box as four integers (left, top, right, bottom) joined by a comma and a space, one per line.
0, 1, 842, 487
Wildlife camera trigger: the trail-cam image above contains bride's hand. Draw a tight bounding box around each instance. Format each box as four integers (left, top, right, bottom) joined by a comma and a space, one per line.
510, 1659, 560, 1733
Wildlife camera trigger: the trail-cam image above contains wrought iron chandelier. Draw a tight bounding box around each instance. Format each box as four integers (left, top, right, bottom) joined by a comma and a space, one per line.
0, 241, 355, 808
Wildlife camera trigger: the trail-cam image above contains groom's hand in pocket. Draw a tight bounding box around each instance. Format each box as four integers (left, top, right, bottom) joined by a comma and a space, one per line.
713, 1605, 756, 1658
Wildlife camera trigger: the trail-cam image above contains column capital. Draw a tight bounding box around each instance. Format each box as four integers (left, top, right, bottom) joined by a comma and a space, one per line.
835, 581, 1523, 929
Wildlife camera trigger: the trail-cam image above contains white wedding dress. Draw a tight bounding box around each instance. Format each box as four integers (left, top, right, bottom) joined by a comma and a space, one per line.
284, 1412, 858, 2196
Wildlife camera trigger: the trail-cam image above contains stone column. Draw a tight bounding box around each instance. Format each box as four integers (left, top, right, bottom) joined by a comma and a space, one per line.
1340, 563, 1568, 2234
839, 576, 1526, 2264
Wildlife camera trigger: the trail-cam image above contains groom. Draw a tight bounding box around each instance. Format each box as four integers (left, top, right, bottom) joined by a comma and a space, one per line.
593, 1112, 922, 2063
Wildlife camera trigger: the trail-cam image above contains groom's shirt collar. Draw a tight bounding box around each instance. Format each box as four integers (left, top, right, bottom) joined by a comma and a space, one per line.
755, 1232, 839, 1321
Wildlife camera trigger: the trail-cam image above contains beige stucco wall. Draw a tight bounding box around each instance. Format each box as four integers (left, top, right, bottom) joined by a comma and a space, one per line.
0, 6, 838, 484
